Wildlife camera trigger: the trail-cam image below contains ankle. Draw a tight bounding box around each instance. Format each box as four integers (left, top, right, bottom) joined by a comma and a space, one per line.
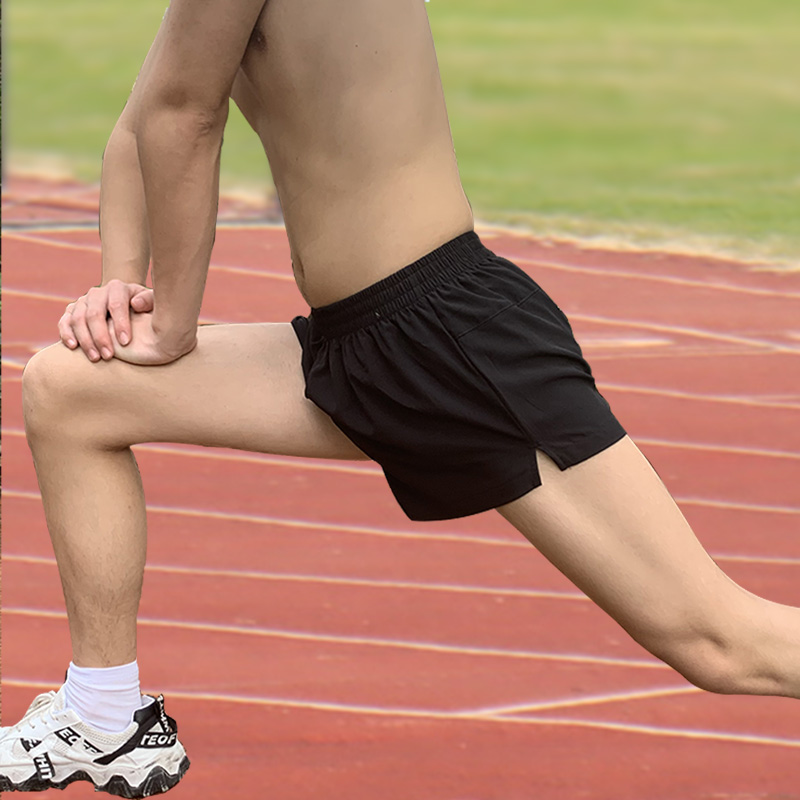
64, 659, 146, 733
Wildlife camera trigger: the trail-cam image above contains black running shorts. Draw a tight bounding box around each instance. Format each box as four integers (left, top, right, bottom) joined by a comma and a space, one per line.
291, 230, 627, 521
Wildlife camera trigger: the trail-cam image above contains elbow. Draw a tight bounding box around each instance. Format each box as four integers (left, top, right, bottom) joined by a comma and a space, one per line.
134, 90, 228, 144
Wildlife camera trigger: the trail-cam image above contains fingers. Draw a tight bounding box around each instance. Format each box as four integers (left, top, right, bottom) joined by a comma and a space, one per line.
84, 286, 116, 360
58, 303, 79, 350
69, 298, 102, 362
106, 280, 133, 347
130, 287, 155, 313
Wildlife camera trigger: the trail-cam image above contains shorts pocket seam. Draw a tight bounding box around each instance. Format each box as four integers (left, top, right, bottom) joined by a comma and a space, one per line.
454, 288, 542, 341
430, 304, 541, 447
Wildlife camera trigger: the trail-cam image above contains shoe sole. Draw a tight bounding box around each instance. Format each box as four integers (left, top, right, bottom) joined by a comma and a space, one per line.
0, 755, 190, 798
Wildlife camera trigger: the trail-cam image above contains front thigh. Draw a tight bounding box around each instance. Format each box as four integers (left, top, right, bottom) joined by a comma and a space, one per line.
27, 322, 366, 460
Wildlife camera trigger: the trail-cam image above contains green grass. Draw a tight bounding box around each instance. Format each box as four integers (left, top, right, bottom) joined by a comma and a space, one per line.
6, 0, 800, 262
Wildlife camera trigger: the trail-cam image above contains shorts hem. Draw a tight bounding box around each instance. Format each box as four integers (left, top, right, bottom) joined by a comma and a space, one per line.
399, 425, 628, 522
553, 425, 628, 471
399, 469, 542, 522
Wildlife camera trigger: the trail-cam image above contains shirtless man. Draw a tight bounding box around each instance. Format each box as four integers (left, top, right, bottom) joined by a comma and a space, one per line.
3, 0, 800, 796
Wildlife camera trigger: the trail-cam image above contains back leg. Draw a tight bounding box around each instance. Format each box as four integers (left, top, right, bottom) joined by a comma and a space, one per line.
497, 435, 800, 698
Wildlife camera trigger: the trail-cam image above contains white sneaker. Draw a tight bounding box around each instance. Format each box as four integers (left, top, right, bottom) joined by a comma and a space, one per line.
0, 685, 190, 797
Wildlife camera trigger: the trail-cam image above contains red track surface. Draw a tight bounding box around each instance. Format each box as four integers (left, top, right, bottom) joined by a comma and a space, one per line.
2, 176, 800, 798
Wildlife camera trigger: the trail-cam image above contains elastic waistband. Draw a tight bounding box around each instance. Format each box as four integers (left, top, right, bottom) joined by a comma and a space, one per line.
309, 230, 493, 339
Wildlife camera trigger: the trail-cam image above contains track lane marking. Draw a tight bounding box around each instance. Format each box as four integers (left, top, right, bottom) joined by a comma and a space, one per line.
715, 553, 800, 566
468, 685, 700, 716
1, 607, 665, 669
569, 313, 800, 355
1, 233, 296, 283
591, 346, 797, 361
579, 336, 673, 349
3, 677, 797, 750
7, 550, 799, 611
600, 380, 800, 410
1, 288, 228, 324
2, 554, 588, 602
488, 715, 800, 750
511, 255, 800, 301
5, 491, 800, 565
5, 223, 799, 298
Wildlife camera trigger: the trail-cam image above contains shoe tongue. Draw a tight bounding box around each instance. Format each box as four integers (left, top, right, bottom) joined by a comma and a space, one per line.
51, 685, 68, 712
24, 688, 64, 722
133, 695, 162, 729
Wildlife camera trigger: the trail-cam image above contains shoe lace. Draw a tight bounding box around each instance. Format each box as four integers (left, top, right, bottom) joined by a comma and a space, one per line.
4, 691, 60, 738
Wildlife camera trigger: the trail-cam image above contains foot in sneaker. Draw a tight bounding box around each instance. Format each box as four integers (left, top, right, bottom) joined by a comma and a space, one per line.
0, 685, 189, 798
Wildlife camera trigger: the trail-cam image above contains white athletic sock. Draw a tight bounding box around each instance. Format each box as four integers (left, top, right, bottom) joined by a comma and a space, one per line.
64, 660, 147, 733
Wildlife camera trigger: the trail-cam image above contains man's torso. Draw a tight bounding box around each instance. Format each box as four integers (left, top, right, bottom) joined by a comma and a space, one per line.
231, 0, 474, 307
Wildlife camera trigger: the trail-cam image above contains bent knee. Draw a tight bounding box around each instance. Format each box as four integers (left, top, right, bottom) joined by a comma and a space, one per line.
641, 622, 752, 695
666, 639, 742, 694
23, 343, 111, 440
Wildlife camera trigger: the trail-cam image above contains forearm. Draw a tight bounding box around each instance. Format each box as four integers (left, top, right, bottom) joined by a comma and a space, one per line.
136, 104, 227, 351
99, 115, 151, 286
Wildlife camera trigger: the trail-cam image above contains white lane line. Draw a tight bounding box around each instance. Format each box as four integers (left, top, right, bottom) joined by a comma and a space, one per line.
2, 554, 587, 602
5, 490, 800, 567
8, 224, 799, 300
1, 218, 288, 233
1, 607, 665, 670
570, 312, 800, 356
1, 289, 228, 324
591, 346, 794, 361
8, 550, 799, 606
676, 496, 800, 515
600, 380, 800, 411
634, 435, 800, 462
1, 360, 26, 372
468, 685, 699, 717
3, 677, 797, 750
2, 488, 523, 548
1, 233, 296, 284
713, 553, 800, 567
580, 336, 673, 349
2, 287, 77, 304
0, 678, 699, 720
0, 678, 470, 722
2, 231, 101, 252
512, 255, 800, 301
488, 715, 800, 750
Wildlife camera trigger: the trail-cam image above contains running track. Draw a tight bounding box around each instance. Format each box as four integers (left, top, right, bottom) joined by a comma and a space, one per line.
2, 176, 799, 799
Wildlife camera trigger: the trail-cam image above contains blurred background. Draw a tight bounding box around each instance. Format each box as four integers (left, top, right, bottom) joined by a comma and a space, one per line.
4, 0, 799, 264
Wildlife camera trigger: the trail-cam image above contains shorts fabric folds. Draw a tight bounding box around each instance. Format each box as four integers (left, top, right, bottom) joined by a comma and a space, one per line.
291, 230, 627, 521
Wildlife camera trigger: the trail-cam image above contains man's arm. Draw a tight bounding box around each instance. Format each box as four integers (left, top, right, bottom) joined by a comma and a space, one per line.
99, 103, 151, 286
99, 20, 170, 287
130, 0, 267, 358
60, 94, 155, 358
